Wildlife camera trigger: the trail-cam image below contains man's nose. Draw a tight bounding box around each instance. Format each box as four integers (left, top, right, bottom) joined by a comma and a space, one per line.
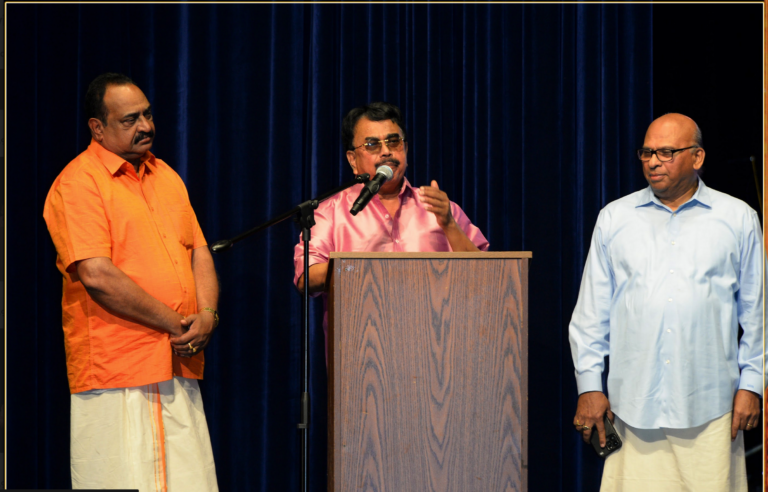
648, 153, 662, 168
380, 141, 393, 156
137, 115, 152, 132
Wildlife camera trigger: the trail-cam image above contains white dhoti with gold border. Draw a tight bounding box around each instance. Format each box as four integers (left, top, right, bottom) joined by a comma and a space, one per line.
70, 376, 218, 492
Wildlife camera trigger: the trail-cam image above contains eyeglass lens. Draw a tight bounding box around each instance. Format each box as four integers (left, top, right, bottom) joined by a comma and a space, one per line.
365, 136, 403, 152
638, 149, 675, 161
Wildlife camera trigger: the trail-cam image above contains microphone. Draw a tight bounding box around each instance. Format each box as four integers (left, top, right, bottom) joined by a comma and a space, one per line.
350, 165, 394, 216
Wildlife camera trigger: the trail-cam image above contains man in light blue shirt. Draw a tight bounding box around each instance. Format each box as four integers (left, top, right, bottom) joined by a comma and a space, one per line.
569, 113, 762, 491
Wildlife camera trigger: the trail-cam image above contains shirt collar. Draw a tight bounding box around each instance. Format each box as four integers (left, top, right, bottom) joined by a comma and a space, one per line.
636, 177, 711, 211
400, 176, 415, 197
88, 139, 156, 176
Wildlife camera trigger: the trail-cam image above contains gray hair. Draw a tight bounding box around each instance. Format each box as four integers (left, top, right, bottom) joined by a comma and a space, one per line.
692, 123, 703, 149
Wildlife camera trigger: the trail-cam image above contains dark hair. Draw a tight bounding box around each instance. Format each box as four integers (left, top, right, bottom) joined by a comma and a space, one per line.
85, 73, 136, 126
341, 101, 406, 151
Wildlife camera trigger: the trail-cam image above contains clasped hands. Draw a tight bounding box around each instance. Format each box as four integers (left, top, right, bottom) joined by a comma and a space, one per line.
171, 310, 217, 358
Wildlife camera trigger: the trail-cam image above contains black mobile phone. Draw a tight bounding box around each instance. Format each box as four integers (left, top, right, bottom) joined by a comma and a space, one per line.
590, 415, 622, 458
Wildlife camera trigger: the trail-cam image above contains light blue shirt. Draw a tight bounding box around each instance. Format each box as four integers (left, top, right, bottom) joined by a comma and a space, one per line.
569, 179, 764, 429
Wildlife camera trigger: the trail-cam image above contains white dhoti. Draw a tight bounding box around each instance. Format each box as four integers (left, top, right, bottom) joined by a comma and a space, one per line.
600, 412, 747, 492
70, 376, 218, 492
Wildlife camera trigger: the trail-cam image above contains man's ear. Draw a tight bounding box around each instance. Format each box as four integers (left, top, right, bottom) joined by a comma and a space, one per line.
88, 118, 105, 142
346, 150, 358, 174
693, 148, 706, 171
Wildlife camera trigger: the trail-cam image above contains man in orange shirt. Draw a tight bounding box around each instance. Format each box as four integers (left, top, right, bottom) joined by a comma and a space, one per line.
43, 73, 219, 491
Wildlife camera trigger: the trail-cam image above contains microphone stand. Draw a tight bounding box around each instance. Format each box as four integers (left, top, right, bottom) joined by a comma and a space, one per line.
210, 174, 368, 492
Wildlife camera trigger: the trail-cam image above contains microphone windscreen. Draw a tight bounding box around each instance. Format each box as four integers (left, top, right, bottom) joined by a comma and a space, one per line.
376, 165, 394, 180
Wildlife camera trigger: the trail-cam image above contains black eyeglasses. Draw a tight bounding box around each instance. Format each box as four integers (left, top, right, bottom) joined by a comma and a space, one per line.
637, 146, 699, 162
352, 135, 406, 153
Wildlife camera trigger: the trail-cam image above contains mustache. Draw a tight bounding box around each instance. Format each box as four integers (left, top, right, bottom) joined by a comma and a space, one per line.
134, 131, 155, 144
377, 158, 400, 168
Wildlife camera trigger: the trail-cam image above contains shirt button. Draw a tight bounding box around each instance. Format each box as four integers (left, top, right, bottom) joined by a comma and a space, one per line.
670, 269, 674, 274
163, 234, 167, 238
175, 260, 179, 264
668, 298, 673, 302
395, 239, 400, 244
667, 329, 671, 333
149, 206, 154, 212
671, 241, 676, 245
384, 214, 390, 219
673, 213, 677, 217
665, 359, 670, 364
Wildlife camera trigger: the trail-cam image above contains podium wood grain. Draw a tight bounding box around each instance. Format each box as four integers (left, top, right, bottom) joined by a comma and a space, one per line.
328, 254, 528, 492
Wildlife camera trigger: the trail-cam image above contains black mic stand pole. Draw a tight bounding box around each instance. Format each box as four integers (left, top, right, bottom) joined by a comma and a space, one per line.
209, 173, 369, 492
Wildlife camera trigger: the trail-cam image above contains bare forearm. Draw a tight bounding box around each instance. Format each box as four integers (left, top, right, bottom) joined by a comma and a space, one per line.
297, 262, 329, 294
77, 257, 184, 336
442, 221, 479, 252
192, 246, 219, 310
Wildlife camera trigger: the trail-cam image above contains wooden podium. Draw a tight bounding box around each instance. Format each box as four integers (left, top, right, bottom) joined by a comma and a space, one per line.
327, 252, 530, 492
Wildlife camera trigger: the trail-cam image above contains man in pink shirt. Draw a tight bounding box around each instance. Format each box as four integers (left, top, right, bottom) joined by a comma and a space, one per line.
293, 101, 489, 296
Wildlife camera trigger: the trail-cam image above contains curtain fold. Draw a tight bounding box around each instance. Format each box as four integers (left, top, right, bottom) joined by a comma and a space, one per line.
7, 4, 651, 491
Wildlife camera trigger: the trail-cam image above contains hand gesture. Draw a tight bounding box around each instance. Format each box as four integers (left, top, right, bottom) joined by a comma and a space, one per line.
419, 180, 454, 229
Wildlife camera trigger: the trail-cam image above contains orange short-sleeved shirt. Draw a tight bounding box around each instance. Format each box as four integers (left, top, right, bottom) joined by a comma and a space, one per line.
43, 140, 207, 393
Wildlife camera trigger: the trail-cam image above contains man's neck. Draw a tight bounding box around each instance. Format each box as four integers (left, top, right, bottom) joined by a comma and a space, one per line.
377, 178, 404, 201
94, 140, 143, 174
656, 180, 698, 212
377, 178, 404, 217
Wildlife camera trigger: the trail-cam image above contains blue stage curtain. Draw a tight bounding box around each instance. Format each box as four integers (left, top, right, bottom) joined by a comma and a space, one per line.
6, 4, 651, 491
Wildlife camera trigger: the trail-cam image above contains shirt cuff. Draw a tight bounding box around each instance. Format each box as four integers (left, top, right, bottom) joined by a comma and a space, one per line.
738, 370, 764, 397
576, 371, 604, 395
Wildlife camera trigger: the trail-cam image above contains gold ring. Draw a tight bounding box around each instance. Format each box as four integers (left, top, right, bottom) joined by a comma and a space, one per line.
189, 342, 197, 353
746, 423, 752, 428
582, 425, 590, 431
575, 420, 582, 426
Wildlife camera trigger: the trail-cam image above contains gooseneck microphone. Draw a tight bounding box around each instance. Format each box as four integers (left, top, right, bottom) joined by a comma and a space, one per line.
350, 165, 394, 216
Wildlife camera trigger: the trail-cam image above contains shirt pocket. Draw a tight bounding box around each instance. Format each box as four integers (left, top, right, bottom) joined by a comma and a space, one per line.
169, 208, 195, 248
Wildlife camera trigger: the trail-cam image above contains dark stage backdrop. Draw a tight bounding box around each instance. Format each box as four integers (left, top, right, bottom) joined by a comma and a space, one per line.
7, 4, 655, 491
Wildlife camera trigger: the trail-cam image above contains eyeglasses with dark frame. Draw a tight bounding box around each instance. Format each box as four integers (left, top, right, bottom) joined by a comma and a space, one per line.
637, 146, 699, 162
351, 135, 406, 153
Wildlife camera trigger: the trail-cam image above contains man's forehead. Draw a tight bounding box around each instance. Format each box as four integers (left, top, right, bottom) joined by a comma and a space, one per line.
354, 118, 402, 138
104, 84, 150, 114
645, 115, 695, 143
645, 122, 692, 145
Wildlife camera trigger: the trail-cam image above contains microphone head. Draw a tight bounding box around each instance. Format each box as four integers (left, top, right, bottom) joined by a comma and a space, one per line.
210, 239, 233, 253
375, 165, 394, 181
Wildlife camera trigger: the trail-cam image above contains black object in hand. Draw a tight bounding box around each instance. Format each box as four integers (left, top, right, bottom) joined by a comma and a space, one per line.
590, 414, 622, 458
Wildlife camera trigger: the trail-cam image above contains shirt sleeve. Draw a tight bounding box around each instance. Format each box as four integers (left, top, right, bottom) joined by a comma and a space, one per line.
450, 202, 490, 251
180, 184, 206, 250
190, 208, 207, 250
735, 208, 764, 396
568, 209, 614, 395
166, 164, 207, 249
293, 199, 335, 295
43, 172, 112, 272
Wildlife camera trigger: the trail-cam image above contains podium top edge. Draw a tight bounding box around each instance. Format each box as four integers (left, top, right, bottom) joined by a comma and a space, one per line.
329, 251, 532, 259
